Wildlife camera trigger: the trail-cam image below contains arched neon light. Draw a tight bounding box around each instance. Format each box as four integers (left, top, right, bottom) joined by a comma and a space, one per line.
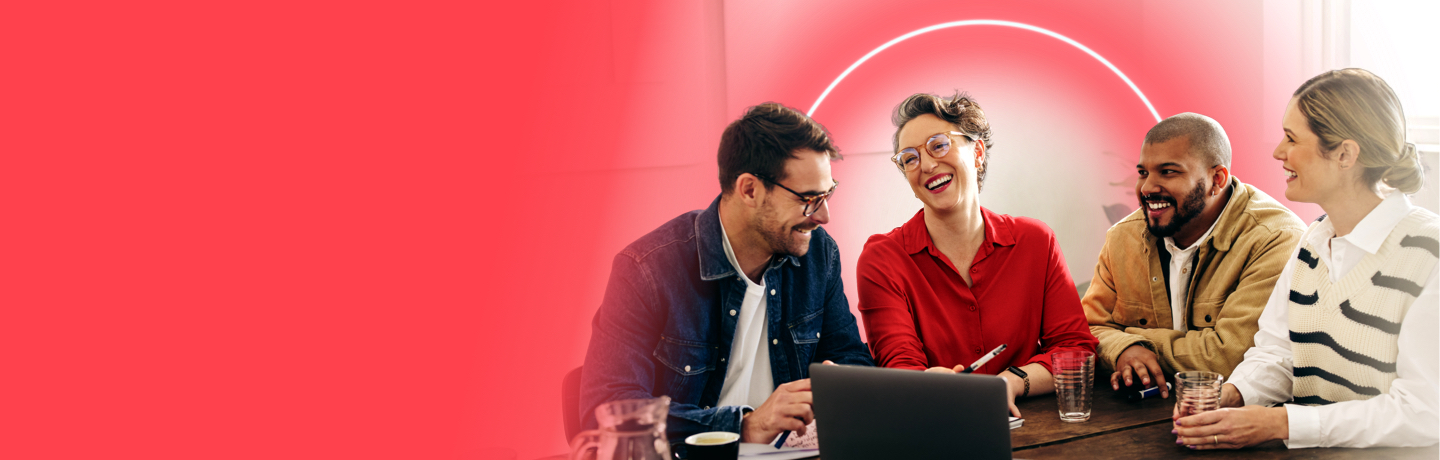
807, 20, 1161, 122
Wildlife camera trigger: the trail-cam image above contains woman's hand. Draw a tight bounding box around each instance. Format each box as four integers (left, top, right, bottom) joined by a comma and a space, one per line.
999, 372, 1023, 418
1173, 406, 1288, 450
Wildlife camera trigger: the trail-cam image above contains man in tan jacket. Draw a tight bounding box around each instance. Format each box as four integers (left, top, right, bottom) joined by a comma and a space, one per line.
1082, 113, 1304, 397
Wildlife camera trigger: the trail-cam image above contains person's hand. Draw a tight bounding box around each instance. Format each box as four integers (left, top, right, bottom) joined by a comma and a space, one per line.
1111, 344, 1167, 398
1176, 384, 1245, 421
1218, 383, 1244, 408
822, 360, 837, 366
1173, 406, 1288, 450
924, 366, 956, 374
741, 379, 813, 443
999, 371, 1023, 418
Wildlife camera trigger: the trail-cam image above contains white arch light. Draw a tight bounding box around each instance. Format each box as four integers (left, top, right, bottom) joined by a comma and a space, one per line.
807, 20, 1161, 122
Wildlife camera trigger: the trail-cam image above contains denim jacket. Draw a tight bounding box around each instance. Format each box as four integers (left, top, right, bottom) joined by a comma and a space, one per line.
579, 195, 873, 450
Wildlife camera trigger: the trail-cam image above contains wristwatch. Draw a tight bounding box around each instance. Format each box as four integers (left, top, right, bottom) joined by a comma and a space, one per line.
1007, 366, 1030, 397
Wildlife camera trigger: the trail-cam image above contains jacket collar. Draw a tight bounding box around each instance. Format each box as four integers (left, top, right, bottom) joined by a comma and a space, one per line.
696, 195, 800, 281
897, 206, 1015, 256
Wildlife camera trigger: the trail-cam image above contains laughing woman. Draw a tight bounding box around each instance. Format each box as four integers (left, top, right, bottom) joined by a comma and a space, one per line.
856, 92, 1098, 417
1174, 69, 1438, 449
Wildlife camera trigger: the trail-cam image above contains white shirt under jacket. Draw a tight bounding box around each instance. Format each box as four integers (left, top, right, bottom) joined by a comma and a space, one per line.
715, 221, 775, 411
1228, 192, 1439, 448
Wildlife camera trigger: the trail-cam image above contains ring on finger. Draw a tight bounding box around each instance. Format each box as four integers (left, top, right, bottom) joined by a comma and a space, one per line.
1213, 435, 1219, 445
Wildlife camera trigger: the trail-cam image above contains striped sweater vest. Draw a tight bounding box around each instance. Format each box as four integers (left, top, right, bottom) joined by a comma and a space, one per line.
1288, 208, 1439, 406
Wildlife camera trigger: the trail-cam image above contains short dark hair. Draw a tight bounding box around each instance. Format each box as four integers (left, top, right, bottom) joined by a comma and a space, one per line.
1142, 112, 1231, 168
892, 92, 995, 190
718, 103, 840, 195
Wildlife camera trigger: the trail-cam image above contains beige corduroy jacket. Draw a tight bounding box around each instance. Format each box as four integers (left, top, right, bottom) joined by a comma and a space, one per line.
1082, 177, 1305, 377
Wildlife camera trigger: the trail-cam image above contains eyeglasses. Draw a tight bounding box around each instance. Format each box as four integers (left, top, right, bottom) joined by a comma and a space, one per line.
752, 173, 838, 217
891, 131, 977, 172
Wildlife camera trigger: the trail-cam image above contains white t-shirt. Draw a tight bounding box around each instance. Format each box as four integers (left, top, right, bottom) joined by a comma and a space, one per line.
715, 222, 775, 410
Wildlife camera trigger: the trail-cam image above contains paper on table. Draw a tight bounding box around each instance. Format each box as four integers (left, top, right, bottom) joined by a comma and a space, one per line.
1010, 416, 1024, 429
738, 443, 819, 459
780, 420, 818, 448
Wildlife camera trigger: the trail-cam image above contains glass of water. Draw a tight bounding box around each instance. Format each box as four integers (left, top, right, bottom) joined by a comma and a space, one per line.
1052, 350, 1095, 423
1174, 371, 1224, 417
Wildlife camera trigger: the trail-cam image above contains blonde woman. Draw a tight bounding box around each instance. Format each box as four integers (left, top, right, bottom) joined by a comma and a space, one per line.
1174, 69, 1437, 449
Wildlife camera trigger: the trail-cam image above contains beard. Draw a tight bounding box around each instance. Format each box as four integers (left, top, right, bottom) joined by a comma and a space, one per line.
752, 197, 816, 258
1143, 180, 1207, 238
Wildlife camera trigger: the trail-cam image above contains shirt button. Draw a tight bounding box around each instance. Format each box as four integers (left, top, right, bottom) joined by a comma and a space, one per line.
1204, 314, 1212, 322
684, 365, 691, 372
1139, 318, 1149, 325
770, 289, 776, 295
704, 406, 711, 409
730, 310, 737, 316
1181, 268, 1188, 274
1152, 276, 1158, 282
974, 347, 983, 354
773, 339, 779, 345
816, 332, 821, 338
971, 267, 978, 273
721, 357, 726, 362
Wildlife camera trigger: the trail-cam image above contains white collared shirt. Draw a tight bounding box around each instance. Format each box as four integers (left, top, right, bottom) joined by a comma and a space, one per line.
1228, 192, 1438, 448
715, 221, 775, 410
1162, 197, 1228, 330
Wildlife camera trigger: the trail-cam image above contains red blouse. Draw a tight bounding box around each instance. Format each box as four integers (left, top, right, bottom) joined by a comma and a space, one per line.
857, 207, 1097, 375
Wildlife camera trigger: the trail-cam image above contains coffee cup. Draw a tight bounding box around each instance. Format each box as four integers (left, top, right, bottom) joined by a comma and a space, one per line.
684, 431, 740, 460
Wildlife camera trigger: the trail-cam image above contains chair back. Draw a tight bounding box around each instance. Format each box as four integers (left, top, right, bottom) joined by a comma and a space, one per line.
561, 366, 583, 442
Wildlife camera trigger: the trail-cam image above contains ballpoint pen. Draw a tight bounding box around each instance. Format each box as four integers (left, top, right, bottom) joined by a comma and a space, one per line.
773, 430, 790, 448
959, 344, 1007, 373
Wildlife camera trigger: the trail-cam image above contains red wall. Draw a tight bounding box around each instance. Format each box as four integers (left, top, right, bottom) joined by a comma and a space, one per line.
1, 1, 1335, 460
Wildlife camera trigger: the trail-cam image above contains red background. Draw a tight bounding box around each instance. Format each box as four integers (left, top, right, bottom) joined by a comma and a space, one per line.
0, 1, 1372, 459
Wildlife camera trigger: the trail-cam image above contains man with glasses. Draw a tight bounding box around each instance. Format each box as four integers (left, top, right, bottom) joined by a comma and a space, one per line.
1081, 113, 1303, 397
580, 103, 873, 454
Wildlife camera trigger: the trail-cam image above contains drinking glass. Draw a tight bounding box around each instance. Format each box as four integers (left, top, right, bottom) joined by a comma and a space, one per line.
1052, 350, 1095, 423
1174, 372, 1224, 417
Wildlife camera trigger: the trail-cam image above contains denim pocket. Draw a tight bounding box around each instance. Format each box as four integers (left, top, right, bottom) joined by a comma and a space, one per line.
653, 337, 716, 402
788, 310, 822, 345
653, 337, 715, 376
787, 311, 822, 368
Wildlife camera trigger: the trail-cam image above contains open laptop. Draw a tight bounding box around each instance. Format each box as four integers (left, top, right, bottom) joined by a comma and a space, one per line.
810, 363, 1012, 460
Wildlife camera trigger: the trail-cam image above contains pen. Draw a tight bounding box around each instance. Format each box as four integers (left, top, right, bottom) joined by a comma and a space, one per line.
959, 344, 1007, 373
772, 430, 790, 448
771, 414, 808, 448
1126, 382, 1172, 402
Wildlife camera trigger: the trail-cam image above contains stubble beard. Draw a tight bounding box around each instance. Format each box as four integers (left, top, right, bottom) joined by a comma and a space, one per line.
753, 198, 811, 258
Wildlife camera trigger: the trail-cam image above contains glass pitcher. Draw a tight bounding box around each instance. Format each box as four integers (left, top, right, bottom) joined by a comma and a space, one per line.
569, 396, 672, 460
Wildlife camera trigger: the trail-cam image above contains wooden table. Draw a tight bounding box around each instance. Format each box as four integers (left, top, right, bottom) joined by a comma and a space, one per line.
1007, 371, 1437, 459
1009, 370, 1175, 451
542, 371, 1438, 459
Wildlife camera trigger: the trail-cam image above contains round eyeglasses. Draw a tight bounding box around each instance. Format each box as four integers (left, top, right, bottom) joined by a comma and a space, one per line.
753, 173, 838, 217
891, 131, 977, 172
